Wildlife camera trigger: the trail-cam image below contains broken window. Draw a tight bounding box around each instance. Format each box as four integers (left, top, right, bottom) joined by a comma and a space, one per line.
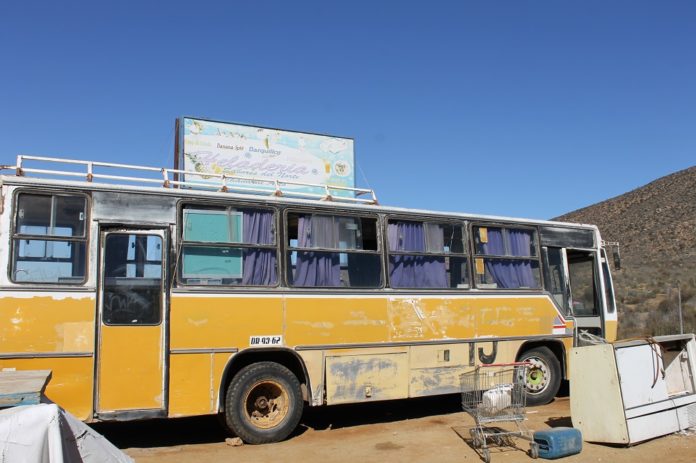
473, 225, 541, 289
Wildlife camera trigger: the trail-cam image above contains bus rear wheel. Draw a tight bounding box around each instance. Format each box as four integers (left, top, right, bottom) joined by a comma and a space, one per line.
224, 361, 303, 444
519, 346, 561, 406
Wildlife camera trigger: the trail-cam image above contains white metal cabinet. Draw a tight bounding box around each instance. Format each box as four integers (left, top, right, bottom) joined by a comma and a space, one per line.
570, 334, 696, 444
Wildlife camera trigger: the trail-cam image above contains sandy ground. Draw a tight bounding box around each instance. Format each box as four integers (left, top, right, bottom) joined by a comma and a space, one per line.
93, 392, 696, 463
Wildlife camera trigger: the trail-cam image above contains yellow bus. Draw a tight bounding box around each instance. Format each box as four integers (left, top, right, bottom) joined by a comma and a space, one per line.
0, 156, 617, 443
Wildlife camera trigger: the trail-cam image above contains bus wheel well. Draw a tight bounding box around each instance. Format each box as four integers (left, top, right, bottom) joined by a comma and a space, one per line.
219, 349, 309, 412
516, 340, 566, 379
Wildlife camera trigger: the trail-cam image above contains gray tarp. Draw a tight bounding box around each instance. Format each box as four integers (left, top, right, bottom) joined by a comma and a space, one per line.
0, 403, 132, 463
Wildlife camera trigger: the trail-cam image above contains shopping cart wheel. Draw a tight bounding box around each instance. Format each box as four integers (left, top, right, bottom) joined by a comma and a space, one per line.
529, 442, 539, 459
482, 448, 491, 463
470, 428, 483, 448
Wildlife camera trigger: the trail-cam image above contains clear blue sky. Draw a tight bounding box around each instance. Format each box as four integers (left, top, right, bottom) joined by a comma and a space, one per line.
1, 1, 694, 220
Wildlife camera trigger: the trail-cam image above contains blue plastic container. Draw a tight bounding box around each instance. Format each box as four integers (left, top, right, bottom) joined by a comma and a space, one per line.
533, 427, 582, 459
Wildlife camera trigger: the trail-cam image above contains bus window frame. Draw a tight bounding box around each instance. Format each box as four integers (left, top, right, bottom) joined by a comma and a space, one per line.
175, 200, 281, 289
541, 246, 566, 313
283, 208, 384, 290
101, 231, 166, 327
469, 222, 544, 291
600, 248, 616, 314
384, 215, 470, 291
565, 248, 604, 318
9, 189, 91, 286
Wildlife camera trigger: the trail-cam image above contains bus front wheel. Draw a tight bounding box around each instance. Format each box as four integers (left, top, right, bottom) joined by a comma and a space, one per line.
224, 361, 303, 444
519, 346, 561, 406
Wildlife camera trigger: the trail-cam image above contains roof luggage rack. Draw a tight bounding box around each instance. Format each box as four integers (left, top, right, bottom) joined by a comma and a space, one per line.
1, 155, 378, 205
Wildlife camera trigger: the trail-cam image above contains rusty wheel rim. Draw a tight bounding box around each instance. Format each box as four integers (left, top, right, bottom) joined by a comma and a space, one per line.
243, 380, 289, 429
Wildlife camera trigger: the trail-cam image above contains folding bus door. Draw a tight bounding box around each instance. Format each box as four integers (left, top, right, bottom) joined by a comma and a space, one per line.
95, 228, 168, 417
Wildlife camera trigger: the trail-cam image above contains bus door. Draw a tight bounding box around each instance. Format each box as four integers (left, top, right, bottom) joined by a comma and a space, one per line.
566, 249, 603, 336
95, 228, 168, 417
543, 247, 604, 336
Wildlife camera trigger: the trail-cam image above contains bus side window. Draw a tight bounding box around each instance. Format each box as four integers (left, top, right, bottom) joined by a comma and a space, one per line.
286, 213, 382, 288
179, 206, 278, 287
12, 193, 88, 284
386, 220, 469, 289
472, 225, 541, 290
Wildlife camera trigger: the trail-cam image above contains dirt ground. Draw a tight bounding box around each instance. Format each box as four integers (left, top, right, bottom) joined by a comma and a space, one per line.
93, 393, 696, 463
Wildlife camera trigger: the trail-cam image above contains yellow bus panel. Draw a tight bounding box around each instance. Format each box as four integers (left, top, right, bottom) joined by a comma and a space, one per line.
97, 324, 164, 412
605, 320, 618, 342
0, 294, 95, 353
285, 296, 389, 346
169, 353, 215, 416
170, 295, 283, 349
0, 356, 94, 420
168, 352, 233, 417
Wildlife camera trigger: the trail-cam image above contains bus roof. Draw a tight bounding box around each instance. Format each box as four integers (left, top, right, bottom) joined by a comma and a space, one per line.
0, 173, 599, 233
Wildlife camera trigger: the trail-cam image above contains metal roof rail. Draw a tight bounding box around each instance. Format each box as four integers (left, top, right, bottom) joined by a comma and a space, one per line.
1, 155, 379, 205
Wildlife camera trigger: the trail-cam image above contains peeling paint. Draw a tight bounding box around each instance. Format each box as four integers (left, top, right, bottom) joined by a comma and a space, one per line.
294, 320, 335, 329
344, 311, 386, 327
388, 299, 426, 340
343, 319, 386, 327
388, 298, 478, 340
62, 322, 93, 351
187, 318, 209, 327
312, 384, 323, 406
410, 367, 463, 397
326, 353, 408, 404
1, 297, 92, 352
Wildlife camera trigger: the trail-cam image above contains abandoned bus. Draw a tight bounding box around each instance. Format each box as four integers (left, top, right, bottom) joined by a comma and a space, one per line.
0, 156, 617, 443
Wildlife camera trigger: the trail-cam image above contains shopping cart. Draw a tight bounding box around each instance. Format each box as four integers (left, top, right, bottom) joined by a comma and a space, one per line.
461, 362, 539, 463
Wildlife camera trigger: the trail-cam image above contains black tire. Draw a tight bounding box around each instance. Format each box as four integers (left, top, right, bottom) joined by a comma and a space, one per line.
518, 346, 561, 406
224, 362, 303, 444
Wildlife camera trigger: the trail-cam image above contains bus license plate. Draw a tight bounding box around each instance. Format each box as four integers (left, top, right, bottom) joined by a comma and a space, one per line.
249, 335, 283, 347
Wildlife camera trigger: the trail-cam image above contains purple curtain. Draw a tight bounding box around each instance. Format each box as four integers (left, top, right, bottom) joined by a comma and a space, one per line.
481, 228, 505, 254
485, 259, 538, 288
508, 229, 532, 257
293, 215, 340, 287
388, 222, 447, 288
482, 228, 538, 289
241, 210, 277, 285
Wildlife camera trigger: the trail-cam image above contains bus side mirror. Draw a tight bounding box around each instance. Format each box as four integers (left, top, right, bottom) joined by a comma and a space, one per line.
612, 248, 621, 271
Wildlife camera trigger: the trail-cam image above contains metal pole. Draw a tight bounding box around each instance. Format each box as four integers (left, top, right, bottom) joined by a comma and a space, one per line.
677, 281, 683, 335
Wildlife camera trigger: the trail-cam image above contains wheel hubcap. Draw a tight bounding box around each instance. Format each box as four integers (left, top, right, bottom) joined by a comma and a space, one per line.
243, 380, 289, 429
524, 357, 549, 393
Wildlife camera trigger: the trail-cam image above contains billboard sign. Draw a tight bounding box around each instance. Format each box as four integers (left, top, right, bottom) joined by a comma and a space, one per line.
179, 117, 355, 197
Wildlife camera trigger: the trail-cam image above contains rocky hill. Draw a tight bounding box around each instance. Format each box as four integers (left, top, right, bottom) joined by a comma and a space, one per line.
555, 166, 696, 338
